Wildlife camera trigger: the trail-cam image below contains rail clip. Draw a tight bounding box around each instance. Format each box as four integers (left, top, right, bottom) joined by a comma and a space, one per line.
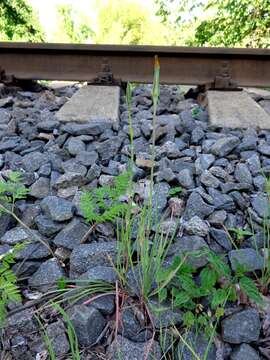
211, 61, 241, 91
88, 58, 121, 86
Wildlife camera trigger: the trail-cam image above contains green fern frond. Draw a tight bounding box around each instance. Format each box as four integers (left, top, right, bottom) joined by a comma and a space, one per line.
0, 171, 29, 206
0, 242, 27, 325
80, 171, 131, 224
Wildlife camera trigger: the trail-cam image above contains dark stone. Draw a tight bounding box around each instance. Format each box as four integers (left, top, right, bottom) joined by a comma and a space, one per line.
21, 151, 47, 172
210, 228, 232, 251
230, 344, 260, 360
15, 242, 51, 260
40, 196, 74, 222
107, 335, 161, 360
78, 265, 118, 283
54, 172, 85, 189
63, 122, 112, 136
229, 248, 264, 271
37, 120, 59, 132
86, 163, 101, 182
46, 320, 70, 357
235, 163, 253, 184
177, 169, 195, 189
221, 309, 260, 344
149, 299, 182, 328
119, 308, 152, 342
251, 193, 268, 218
208, 188, 235, 211
7, 308, 37, 333
1, 226, 29, 245
68, 304, 106, 347
75, 150, 98, 167
176, 331, 216, 360
183, 191, 214, 220
53, 218, 89, 250
62, 159, 87, 176
221, 182, 253, 193
96, 138, 122, 161
210, 136, 240, 157
28, 258, 65, 292
67, 137, 85, 156
29, 177, 50, 199
91, 294, 115, 315
69, 242, 118, 277
168, 235, 209, 268
35, 214, 63, 236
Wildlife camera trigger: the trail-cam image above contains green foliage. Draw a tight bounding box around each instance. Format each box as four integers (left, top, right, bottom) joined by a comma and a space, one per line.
195, 0, 270, 47
0, 242, 26, 325
54, 304, 80, 360
37, 304, 81, 360
156, 249, 262, 334
57, 4, 94, 43
0, 172, 29, 211
95, 0, 178, 45
169, 186, 183, 196
80, 171, 130, 224
156, 0, 270, 48
228, 227, 254, 246
0, 0, 43, 41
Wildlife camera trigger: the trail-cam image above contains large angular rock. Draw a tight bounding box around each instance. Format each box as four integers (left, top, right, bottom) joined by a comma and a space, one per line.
168, 235, 209, 268
54, 172, 85, 189
53, 218, 89, 250
21, 151, 47, 172
96, 137, 122, 161
15, 242, 51, 260
47, 320, 70, 357
230, 344, 260, 360
1, 226, 29, 245
107, 335, 161, 360
40, 196, 74, 222
29, 177, 50, 199
183, 192, 214, 220
63, 122, 112, 136
35, 215, 63, 236
251, 193, 268, 218
210, 136, 240, 157
28, 258, 65, 292
221, 309, 261, 344
78, 266, 118, 283
68, 304, 106, 347
229, 248, 264, 271
184, 216, 209, 237
70, 242, 118, 277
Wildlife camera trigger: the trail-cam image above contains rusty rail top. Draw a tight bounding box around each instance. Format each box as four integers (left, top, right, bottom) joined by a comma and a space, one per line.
1, 42, 270, 87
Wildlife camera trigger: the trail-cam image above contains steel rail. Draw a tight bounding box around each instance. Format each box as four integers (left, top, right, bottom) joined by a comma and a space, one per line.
0, 42, 270, 86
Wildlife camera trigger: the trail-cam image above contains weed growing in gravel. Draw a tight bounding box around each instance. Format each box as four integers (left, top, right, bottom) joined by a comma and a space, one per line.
155, 249, 262, 338
227, 227, 254, 247
0, 171, 53, 255
168, 186, 182, 196
37, 304, 81, 360
80, 171, 130, 224
0, 172, 53, 325
0, 242, 27, 325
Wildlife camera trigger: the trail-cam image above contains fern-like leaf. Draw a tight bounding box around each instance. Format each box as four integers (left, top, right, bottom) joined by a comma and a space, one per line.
80, 171, 130, 224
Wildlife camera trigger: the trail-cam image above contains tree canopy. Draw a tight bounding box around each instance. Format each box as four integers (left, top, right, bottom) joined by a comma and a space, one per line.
155, 0, 270, 47
94, 0, 177, 45
56, 4, 95, 43
0, 0, 43, 41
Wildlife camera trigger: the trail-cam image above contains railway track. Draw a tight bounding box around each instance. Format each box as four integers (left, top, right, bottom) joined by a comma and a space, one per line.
0, 42, 270, 88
